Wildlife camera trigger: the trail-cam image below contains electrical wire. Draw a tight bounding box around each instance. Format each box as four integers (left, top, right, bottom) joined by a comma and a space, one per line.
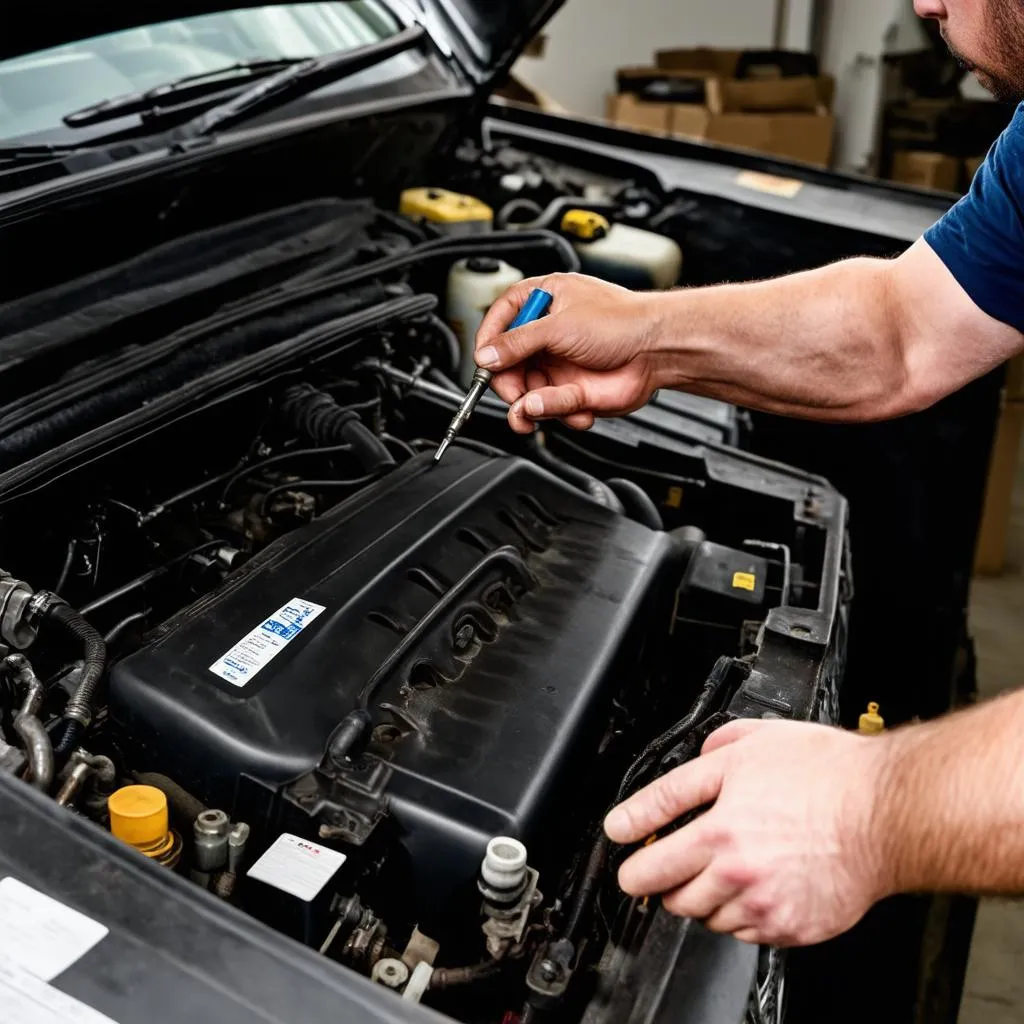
80, 540, 230, 615
218, 443, 354, 504
259, 474, 380, 518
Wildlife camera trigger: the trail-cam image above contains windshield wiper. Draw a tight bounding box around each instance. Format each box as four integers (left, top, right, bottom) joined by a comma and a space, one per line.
175, 23, 427, 140
0, 142, 97, 167
62, 58, 307, 128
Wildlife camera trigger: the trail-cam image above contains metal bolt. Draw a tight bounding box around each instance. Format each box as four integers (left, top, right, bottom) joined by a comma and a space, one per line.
539, 959, 559, 983
454, 624, 475, 650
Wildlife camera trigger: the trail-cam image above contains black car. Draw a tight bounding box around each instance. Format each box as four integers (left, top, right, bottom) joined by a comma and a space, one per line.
0, 4, 991, 1024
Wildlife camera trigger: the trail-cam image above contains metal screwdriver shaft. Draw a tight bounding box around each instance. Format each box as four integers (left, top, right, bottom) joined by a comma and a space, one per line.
434, 288, 554, 464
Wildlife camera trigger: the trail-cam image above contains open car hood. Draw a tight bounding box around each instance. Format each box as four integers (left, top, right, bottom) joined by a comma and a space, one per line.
4, 0, 564, 83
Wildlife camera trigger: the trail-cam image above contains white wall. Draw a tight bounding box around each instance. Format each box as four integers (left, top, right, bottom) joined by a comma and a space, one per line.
820, 0, 923, 172
515, 1, 780, 119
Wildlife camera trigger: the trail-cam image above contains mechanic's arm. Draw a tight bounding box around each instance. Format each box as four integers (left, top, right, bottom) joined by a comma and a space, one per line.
475, 239, 1024, 433
602, 688, 1024, 948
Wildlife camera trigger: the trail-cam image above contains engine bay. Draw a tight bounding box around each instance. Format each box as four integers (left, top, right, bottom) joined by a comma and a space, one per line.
0, 140, 850, 1024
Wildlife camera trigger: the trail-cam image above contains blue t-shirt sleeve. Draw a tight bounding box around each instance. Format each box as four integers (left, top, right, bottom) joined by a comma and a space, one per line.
924, 102, 1024, 333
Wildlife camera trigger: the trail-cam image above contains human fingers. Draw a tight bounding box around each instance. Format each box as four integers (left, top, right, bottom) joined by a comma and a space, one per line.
702, 900, 759, 938
605, 753, 726, 845
662, 867, 743, 922
488, 367, 528, 408
561, 412, 596, 431
701, 718, 767, 756
477, 319, 560, 374
616, 817, 716, 896
476, 276, 551, 351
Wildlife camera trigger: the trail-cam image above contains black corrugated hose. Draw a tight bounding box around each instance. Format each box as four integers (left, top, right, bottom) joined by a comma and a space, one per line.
280, 383, 395, 474
46, 601, 107, 754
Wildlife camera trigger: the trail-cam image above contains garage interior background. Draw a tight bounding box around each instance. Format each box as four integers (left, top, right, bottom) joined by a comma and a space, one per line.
511, 2, 1024, 1023
513, 0, 990, 177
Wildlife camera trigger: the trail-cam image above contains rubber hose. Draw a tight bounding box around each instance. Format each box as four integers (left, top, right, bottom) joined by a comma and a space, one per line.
14, 713, 53, 792
134, 772, 208, 823
280, 384, 394, 474
428, 315, 461, 377
45, 602, 106, 754
606, 478, 663, 530
564, 835, 609, 947
527, 436, 625, 514
429, 959, 504, 990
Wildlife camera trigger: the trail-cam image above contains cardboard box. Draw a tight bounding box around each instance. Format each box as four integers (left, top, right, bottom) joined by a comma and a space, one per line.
655, 47, 743, 78
890, 151, 960, 192
974, 398, 1024, 576
964, 155, 986, 183
608, 61, 836, 168
605, 93, 673, 135
673, 77, 834, 167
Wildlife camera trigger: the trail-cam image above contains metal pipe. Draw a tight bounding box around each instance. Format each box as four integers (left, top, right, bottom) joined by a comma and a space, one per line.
14, 714, 53, 792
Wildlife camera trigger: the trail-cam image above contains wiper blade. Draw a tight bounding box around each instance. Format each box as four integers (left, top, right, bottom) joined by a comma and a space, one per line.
177, 24, 427, 140
0, 142, 93, 166
63, 58, 306, 128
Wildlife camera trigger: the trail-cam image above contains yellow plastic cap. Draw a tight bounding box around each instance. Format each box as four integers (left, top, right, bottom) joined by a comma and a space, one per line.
108, 785, 169, 848
560, 209, 610, 241
399, 188, 493, 225
858, 702, 885, 735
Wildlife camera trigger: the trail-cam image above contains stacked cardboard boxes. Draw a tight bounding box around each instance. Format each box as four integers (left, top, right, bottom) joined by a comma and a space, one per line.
606, 47, 836, 168
976, 355, 1024, 575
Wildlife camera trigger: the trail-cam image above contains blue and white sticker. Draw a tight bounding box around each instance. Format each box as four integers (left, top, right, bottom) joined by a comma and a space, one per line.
209, 598, 326, 687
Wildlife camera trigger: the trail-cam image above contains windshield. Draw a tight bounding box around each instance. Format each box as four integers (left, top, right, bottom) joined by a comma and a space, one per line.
0, 2, 399, 142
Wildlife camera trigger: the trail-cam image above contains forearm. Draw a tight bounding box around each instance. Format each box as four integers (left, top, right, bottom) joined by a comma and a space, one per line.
875, 690, 1024, 896
646, 257, 912, 421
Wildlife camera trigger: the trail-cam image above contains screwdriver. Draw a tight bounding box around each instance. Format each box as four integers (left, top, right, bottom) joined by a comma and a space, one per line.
433, 287, 554, 464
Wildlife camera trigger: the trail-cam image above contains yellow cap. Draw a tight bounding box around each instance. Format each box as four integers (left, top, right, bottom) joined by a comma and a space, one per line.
108, 785, 170, 848
858, 702, 885, 735
560, 209, 610, 241
399, 188, 493, 225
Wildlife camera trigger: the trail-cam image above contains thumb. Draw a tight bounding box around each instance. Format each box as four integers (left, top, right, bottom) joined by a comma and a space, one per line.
476, 276, 551, 352
701, 718, 765, 756
477, 318, 557, 372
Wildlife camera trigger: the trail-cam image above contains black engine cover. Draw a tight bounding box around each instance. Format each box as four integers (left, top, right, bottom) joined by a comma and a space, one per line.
110, 449, 680, 910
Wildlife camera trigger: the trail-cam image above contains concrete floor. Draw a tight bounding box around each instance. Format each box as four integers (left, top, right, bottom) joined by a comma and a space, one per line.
957, 446, 1024, 1023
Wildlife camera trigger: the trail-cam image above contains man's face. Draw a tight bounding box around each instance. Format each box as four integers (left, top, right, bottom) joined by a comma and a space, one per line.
915, 0, 1024, 102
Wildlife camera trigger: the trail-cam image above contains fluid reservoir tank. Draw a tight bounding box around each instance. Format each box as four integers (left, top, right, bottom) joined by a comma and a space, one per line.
561, 210, 683, 291
447, 257, 525, 388
399, 188, 493, 235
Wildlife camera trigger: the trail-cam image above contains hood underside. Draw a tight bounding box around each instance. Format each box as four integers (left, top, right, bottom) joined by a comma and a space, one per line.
4, 0, 564, 79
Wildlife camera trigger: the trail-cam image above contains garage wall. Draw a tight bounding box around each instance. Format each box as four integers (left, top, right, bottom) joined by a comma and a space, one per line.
514, 1, 779, 119
820, 0, 918, 172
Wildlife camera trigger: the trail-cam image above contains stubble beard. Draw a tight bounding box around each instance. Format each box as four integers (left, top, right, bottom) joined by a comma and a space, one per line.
943, 1, 1024, 104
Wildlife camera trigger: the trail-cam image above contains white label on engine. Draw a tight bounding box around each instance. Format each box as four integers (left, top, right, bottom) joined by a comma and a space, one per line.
246, 833, 347, 902
208, 597, 326, 687
0, 954, 119, 1024
0, 878, 108, 982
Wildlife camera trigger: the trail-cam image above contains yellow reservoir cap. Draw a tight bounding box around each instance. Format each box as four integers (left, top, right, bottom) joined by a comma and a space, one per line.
399, 188, 493, 226
108, 785, 181, 866
858, 702, 885, 735
561, 209, 610, 241
109, 784, 168, 845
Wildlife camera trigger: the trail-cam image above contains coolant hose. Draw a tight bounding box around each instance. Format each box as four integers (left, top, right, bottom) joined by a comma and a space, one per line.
527, 435, 625, 514
44, 601, 107, 754
281, 384, 394, 474
606, 479, 663, 530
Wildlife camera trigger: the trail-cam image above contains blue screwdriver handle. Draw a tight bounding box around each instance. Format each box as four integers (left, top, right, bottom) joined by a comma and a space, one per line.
506, 287, 555, 333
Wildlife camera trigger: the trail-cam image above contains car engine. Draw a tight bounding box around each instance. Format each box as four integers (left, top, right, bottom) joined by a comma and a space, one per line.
0, 143, 850, 1024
